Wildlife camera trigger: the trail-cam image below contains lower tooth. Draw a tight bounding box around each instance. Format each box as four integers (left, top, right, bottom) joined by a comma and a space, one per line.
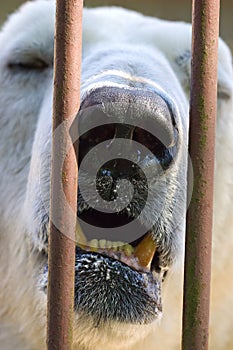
107, 241, 113, 249
89, 239, 99, 251
118, 241, 126, 249
99, 239, 107, 249
123, 244, 134, 256
86, 239, 134, 255
112, 242, 118, 251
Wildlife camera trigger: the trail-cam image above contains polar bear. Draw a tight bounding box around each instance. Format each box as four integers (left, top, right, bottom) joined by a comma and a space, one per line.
0, 1, 233, 350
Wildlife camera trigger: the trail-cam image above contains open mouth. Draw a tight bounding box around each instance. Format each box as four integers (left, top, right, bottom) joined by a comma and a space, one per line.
76, 210, 162, 275
37, 211, 164, 324
37, 198, 165, 324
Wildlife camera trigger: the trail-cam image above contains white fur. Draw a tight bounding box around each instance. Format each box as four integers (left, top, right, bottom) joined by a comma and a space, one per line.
0, 1, 233, 349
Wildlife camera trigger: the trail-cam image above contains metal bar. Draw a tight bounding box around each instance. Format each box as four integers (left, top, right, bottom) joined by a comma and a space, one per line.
182, 1, 220, 349
47, 1, 83, 349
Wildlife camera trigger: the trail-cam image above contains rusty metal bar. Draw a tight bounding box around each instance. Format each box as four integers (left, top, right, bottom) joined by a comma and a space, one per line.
47, 1, 83, 349
182, 1, 220, 349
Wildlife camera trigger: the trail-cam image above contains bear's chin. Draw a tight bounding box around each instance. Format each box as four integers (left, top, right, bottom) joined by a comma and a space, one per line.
72, 312, 158, 350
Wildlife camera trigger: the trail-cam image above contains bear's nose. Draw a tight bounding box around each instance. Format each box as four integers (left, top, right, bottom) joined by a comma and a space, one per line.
69, 86, 178, 205
77, 86, 177, 147
70, 86, 178, 169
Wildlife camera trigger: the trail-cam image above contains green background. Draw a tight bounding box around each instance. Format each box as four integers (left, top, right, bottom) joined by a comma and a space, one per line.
1, 1, 232, 51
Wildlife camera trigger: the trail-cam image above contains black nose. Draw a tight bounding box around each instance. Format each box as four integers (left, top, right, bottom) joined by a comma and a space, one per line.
78, 86, 177, 147
70, 86, 177, 168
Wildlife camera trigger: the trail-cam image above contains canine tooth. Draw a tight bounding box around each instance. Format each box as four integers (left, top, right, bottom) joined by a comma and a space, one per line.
134, 232, 157, 269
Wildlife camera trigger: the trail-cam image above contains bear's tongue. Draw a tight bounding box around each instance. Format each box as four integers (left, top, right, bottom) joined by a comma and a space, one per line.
76, 221, 157, 272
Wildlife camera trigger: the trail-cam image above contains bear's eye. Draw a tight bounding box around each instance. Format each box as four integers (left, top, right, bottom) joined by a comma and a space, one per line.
8, 58, 48, 72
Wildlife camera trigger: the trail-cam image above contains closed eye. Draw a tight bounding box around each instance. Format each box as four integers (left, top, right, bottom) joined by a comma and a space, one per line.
8, 58, 49, 72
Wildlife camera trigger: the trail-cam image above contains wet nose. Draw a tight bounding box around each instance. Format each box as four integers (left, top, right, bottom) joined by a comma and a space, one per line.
71, 86, 177, 164
70, 87, 177, 191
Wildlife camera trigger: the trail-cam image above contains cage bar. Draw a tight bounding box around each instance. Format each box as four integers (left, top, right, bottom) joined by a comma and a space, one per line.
182, 0, 220, 349
47, 1, 83, 349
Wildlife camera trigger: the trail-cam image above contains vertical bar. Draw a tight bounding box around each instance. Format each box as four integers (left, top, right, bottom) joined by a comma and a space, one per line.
47, 1, 83, 349
182, 1, 220, 349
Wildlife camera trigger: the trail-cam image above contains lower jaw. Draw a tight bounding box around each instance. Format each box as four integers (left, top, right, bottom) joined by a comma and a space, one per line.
74, 249, 162, 325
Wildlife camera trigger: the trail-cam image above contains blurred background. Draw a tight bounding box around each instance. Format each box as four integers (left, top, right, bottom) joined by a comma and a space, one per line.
0, 0, 232, 52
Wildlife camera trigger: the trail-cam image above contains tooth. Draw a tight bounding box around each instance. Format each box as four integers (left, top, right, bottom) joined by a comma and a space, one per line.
116, 242, 123, 250
107, 241, 113, 249
76, 220, 87, 248
134, 232, 157, 269
118, 241, 126, 250
99, 239, 107, 249
112, 241, 119, 251
123, 244, 134, 257
89, 239, 99, 252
